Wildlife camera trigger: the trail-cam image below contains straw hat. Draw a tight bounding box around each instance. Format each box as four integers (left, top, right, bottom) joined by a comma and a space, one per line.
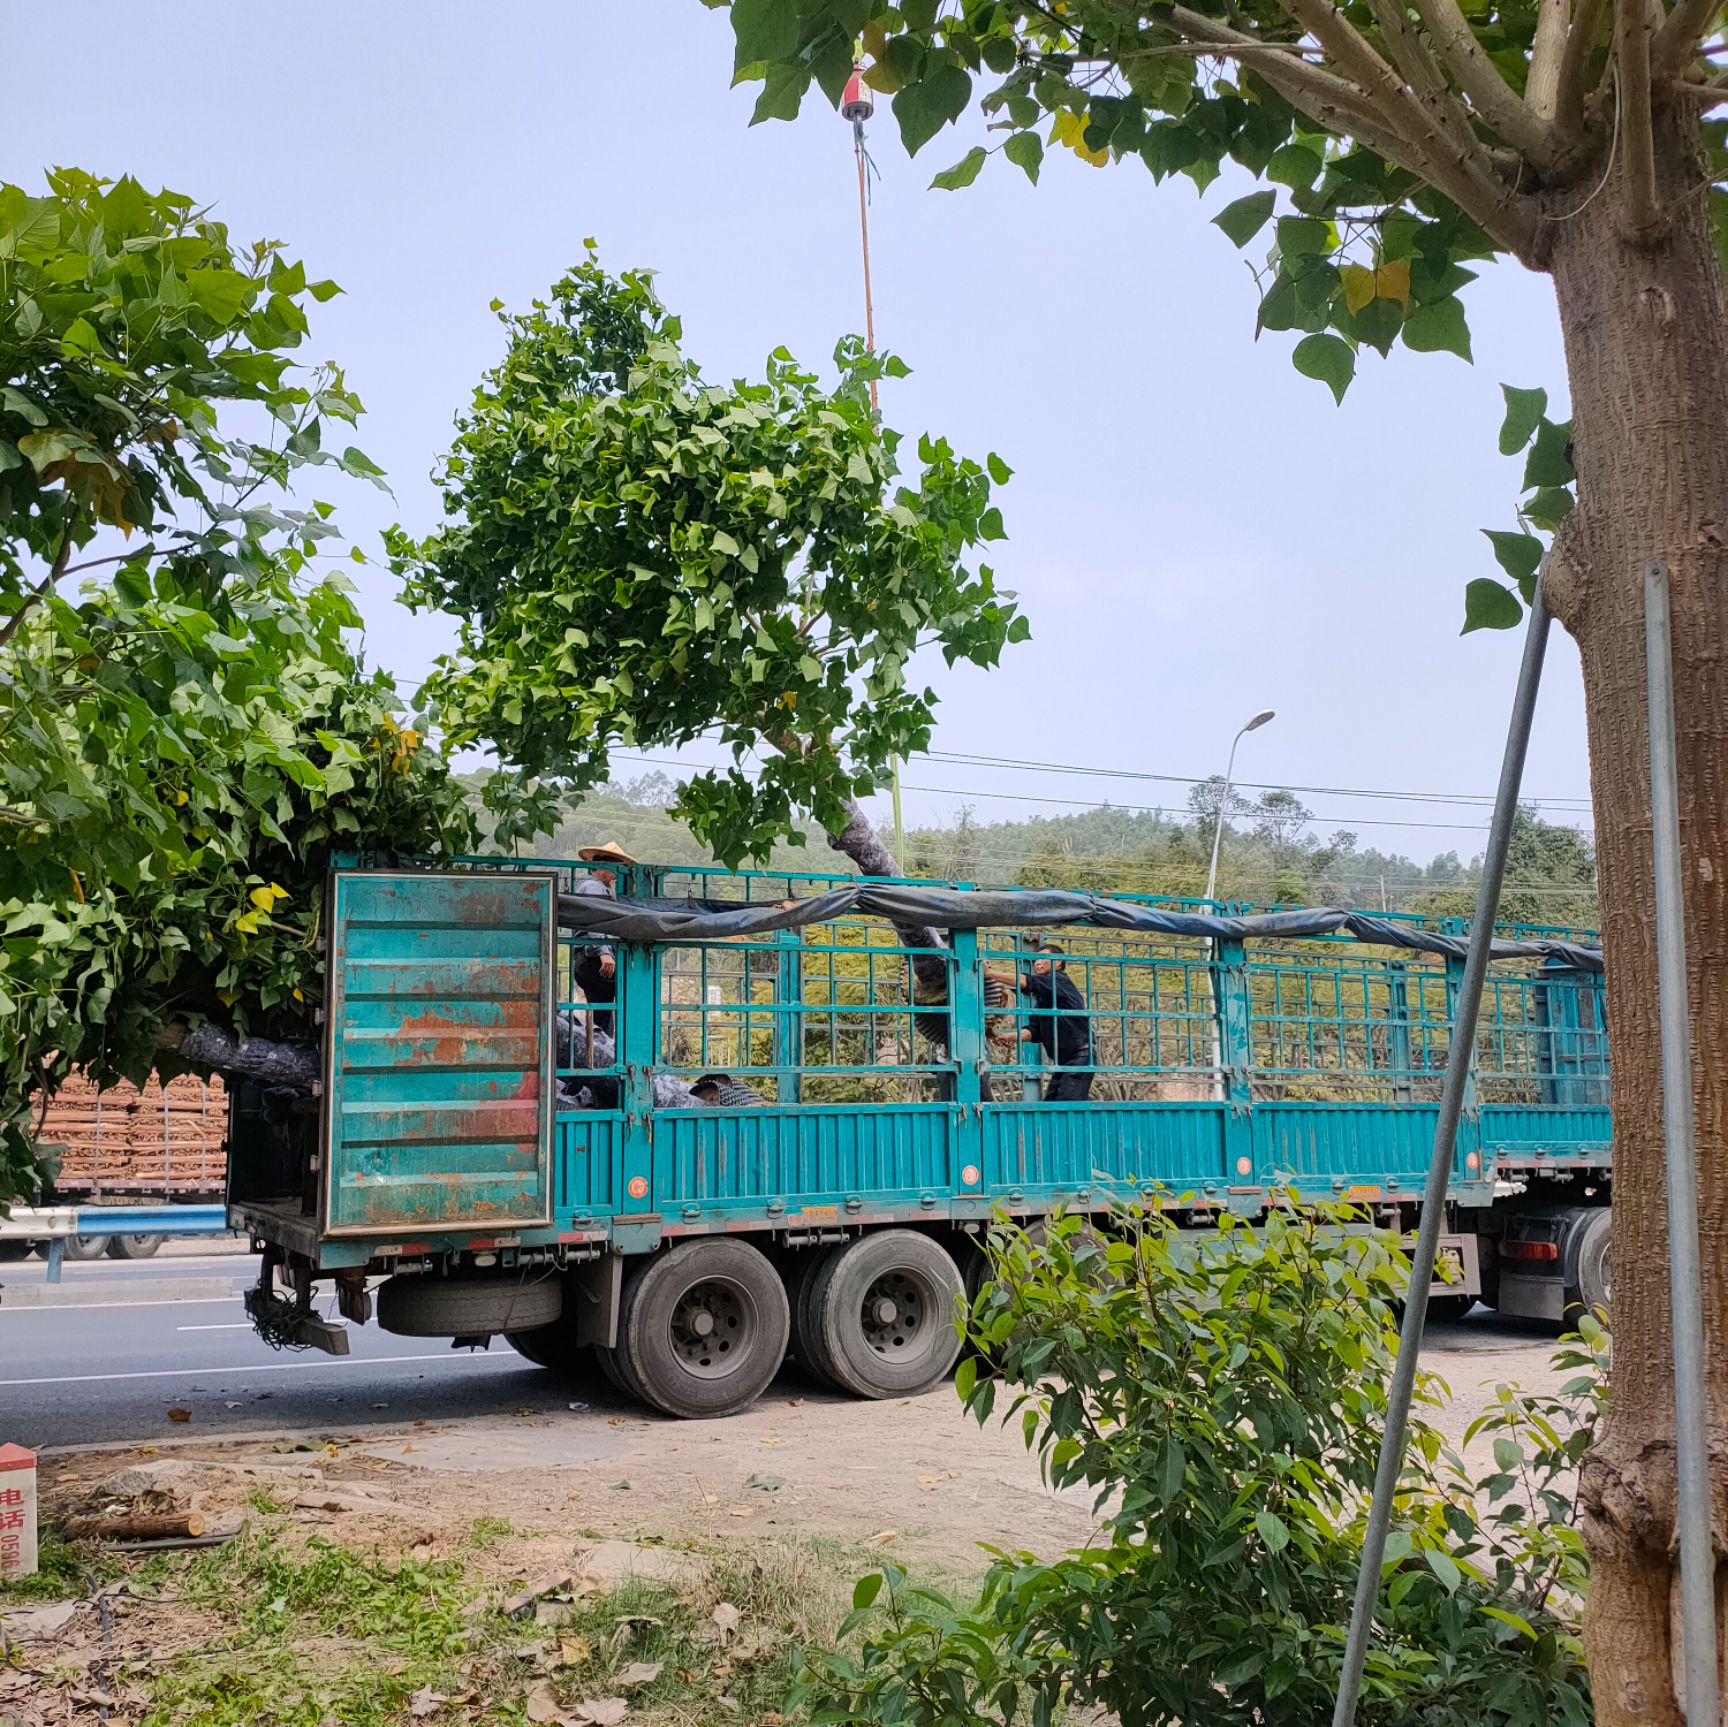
576, 841, 637, 865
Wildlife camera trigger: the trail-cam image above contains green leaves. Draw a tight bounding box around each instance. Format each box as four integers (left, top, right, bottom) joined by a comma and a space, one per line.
1522, 417, 1574, 489
0, 167, 466, 1205
1498, 385, 1548, 455
1477, 385, 1575, 630
930, 146, 987, 191
402, 253, 1021, 868
1484, 530, 1544, 596
730, 0, 798, 72
1253, 1508, 1291, 1554
1401, 297, 1473, 361
0, 168, 374, 627
892, 63, 972, 156
1003, 131, 1043, 183
1292, 333, 1355, 404
800, 1203, 1598, 1727
1214, 190, 1276, 248
1463, 577, 1524, 634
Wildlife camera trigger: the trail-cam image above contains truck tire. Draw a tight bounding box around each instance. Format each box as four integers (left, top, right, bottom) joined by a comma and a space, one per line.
808, 1230, 966, 1400
783, 1244, 843, 1390
63, 1235, 110, 1261
107, 1234, 164, 1260
506, 1322, 591, 1375
377, 1273, 562, 1339
1571, 1208, 1611, 1318
615, 1239, 789, 1420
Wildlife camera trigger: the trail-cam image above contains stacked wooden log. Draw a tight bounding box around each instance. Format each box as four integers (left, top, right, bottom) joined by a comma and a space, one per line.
33, 1074, 228, 1197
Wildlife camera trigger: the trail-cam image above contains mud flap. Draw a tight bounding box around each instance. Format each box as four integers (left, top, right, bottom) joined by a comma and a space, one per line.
571, 1252, 623, 1350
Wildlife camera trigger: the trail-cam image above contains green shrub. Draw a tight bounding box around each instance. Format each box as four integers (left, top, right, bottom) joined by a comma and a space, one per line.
802, 1204, 1602, 1726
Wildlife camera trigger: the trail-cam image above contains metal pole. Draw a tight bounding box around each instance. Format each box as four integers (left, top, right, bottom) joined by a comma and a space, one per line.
892, 759, 905, 871
853, 120, 879, 415
1332, 581, 1553, 1727
1643, 557, 1720, 1727
1204, 732, 1243, 907
1204, 733, 1244, 1102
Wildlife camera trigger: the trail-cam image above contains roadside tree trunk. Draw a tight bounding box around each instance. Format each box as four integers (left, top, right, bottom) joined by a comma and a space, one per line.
1544, 101, 1728, 1725
827, 796, 951, 994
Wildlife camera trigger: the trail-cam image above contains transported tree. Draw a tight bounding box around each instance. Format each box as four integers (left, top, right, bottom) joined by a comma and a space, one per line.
394, 251, 1026, 979
0, 171, 475, 1203
711, 2, 1727, 1714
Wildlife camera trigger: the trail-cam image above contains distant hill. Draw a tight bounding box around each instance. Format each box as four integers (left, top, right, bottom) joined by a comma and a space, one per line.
467, 770, 1598, 934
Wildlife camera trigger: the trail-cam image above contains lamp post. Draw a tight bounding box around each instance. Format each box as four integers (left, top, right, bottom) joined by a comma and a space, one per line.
1204, 708, 1276, 905
1204, 708, 1274, 1102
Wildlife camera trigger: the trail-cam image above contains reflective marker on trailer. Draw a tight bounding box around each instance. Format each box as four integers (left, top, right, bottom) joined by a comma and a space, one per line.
960, 1165, 980, 1187
1501, 1239, 1560, 1262
627, 1176, 648, 1200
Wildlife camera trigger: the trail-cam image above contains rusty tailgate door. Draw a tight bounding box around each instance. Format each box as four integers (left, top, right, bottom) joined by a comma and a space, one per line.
321, 868, 556, 1236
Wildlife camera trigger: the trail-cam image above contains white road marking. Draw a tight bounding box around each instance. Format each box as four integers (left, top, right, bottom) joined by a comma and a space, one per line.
0, 1297, 246, 1313
176, 1322, 253, 1332
0, 1352, 519, 1388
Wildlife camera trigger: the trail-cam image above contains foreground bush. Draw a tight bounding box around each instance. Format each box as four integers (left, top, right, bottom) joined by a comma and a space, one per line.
804, 1205, 1603, 1727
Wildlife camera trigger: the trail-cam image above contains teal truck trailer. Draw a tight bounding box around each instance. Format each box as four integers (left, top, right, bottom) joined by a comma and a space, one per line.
227, 857, 1610, 1419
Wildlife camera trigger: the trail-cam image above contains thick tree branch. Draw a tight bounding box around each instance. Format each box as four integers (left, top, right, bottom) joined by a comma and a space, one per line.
1528, 0, 1574, 117
1653, 0, 1727, 75
1555, 0, 1610, 133
1144, 3, 1478, 188
1360, 0, 1496, 170
1413, 0, 1568, 169
1617, 0, 1664, 239
1274, 0, 1542, 254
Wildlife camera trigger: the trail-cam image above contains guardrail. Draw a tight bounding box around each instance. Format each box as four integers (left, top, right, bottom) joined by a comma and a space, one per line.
0, 1204, 230, 1283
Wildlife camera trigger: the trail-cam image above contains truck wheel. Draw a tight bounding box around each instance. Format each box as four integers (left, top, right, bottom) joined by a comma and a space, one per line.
377, 1273, 562, 1338
506, 1322, 590, 1375
783, 1245, 843, 1390
809, 1230, 965, 1400
616, 1239, 789, 1420
107, 1234, 163, 1260
1571, 1209, 1612, 1318
63, 1235, 111, 1262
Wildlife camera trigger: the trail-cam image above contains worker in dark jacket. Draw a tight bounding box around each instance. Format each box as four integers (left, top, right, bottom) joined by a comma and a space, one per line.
1020, 943, 1094, 1102
692, 1072, 765, 1107
571, 841, 635, 1036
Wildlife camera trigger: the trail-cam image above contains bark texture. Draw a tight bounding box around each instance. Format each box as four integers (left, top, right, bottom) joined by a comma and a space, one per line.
827, 796, 951, 994
1544, 101, 1728, 1725
157, 1020, 320, 1095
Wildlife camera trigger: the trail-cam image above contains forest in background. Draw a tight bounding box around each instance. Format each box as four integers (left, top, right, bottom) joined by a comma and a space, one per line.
479, 769, 1600, 935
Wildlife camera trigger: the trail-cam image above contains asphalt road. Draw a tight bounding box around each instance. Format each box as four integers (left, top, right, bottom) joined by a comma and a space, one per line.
0, 1282, 581, 1451
0, 1251, 1560, 1455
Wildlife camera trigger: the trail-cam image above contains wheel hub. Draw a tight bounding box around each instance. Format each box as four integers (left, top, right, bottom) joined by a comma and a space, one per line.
670, 1277, 748, 1377
859, 1270, 930, 1361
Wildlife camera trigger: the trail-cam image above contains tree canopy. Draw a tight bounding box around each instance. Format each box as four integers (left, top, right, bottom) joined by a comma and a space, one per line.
395, 251, 1027, 868
0, 171, 472, 1202
716, 0, 1723, 627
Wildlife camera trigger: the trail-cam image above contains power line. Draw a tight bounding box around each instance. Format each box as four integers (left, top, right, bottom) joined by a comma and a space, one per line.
923, 748, 1595, 815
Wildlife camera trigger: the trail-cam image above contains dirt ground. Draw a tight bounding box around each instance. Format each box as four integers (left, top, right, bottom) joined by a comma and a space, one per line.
0, 1319, 1568, 1726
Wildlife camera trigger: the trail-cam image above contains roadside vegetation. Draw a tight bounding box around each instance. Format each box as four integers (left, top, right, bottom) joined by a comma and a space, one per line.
805, 1207, 1606, 1727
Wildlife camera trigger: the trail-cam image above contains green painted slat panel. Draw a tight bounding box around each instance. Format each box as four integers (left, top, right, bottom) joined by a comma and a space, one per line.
323, 870, 555, 1236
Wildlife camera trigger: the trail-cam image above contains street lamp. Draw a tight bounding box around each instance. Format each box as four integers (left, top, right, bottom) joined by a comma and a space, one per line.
1204, 708, 1276, 905
1203, 708, 1274, 1104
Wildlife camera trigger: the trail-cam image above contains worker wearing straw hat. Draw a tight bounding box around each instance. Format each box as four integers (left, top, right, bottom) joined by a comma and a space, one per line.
572, 842, 636, 1036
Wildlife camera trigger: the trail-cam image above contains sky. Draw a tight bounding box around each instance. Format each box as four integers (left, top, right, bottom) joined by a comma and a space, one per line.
7, 1, 1593, 877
